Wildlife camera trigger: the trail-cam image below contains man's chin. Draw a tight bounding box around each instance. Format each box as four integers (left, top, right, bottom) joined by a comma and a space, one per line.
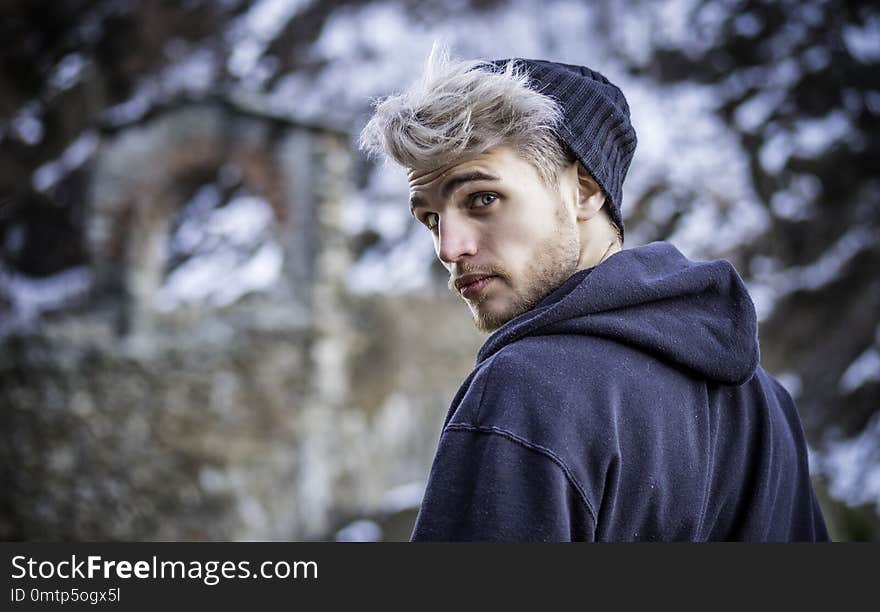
466, 281, 563, 332
469, 303, 520, 333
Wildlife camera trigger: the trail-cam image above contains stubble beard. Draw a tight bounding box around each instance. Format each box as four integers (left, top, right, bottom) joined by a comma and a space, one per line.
450, 204, 581, 333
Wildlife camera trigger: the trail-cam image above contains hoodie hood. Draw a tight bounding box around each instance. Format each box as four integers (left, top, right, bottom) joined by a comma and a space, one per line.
476, 241, 759, 385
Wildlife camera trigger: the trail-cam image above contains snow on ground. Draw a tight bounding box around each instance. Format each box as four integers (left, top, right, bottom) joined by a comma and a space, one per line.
334, 519, 383, 542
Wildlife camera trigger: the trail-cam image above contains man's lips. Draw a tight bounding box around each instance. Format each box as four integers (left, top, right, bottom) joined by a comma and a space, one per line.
454, 274, 497, 298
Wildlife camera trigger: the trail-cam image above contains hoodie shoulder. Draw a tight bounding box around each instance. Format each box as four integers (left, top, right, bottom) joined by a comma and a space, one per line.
451, 336, 631, 433
478, 242, 761, 385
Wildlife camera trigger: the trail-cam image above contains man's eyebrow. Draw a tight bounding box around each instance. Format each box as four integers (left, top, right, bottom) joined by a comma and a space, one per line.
440, 171, 500, 198
409, 170, 501, 213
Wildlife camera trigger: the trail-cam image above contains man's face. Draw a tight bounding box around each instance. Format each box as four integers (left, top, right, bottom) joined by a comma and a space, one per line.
408, 145, 581, 332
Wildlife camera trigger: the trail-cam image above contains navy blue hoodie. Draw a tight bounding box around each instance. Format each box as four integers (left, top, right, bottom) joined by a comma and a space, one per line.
411, 242, 829, 541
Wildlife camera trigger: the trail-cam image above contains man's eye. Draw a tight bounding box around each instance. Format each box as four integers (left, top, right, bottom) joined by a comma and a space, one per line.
472, 193, 497, 207
423, 212, 439, 230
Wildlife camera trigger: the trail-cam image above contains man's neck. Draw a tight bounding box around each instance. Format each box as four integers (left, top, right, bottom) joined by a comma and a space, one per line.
577, 236, 622, 271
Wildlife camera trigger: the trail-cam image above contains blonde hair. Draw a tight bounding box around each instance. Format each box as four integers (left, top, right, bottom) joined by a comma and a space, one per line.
359, 45, 573, 186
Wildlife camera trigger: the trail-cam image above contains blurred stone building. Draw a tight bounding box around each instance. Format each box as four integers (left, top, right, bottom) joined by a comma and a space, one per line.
0, 100, 479, 541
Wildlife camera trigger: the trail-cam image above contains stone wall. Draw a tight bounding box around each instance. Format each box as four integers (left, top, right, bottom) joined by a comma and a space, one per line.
0, 101, 485, 541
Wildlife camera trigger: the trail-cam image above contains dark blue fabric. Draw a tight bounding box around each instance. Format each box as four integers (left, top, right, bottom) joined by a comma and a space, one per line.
411, 242, 829, 541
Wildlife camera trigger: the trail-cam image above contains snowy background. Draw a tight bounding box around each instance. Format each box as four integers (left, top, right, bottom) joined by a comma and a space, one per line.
1, 0, 878, 540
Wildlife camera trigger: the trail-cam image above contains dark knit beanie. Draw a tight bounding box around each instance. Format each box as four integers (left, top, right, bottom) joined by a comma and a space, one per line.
489, 58, 637, 237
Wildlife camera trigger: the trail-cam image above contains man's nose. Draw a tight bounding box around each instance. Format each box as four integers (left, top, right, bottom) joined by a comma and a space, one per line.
436, 216, 478, 264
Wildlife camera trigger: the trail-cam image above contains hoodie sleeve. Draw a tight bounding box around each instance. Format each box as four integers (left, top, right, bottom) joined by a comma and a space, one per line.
410, 425, 596, 541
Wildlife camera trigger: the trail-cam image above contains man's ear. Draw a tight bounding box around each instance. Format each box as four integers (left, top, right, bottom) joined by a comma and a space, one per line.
575, 164, 606, 221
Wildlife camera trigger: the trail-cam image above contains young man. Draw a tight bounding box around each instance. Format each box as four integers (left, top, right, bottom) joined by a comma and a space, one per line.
360, 49, 829, 541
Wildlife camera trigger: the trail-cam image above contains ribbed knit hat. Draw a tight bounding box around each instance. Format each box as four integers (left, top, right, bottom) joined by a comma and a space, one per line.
489, 58, 637, 237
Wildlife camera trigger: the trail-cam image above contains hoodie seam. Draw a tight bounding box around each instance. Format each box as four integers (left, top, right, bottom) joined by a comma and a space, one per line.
695, 382, 713, 541
444, 422, 598, 527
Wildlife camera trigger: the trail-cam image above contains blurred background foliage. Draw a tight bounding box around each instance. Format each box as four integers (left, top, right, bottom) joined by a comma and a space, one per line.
0, 0, 877, 541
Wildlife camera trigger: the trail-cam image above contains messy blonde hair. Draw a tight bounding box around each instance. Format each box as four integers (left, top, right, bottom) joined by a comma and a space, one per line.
359, 44, 574, 187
